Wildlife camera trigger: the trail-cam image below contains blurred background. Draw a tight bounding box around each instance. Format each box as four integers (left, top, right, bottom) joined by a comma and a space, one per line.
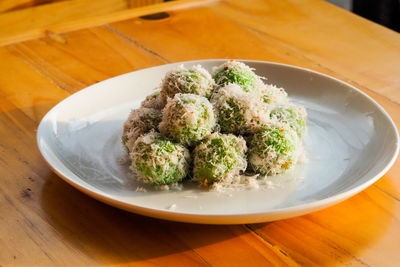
0, 0, 398, 34
327, 0, 400, 32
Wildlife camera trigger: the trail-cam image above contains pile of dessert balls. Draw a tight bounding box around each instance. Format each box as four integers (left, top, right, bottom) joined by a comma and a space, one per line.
122, 60, 306, 188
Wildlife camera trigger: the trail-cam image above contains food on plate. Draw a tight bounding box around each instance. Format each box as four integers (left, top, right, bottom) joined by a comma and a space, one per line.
159, 93, 216, 146
129, 131, 191, 185
260, 84, 289, 104
270, 104, 307, 139
248, 124, 300, 175
211, 83, 269, 135
193, 133, 247, 185
212, 60, 263, 92
121, 108, 162, 152
141, 89, 166, 110
160, 64, 215, 100
122, 60, 307, 189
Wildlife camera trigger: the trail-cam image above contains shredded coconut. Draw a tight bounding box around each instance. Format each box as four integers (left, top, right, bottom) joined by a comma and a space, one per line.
141, 89, 166, 110
135, 186, 147, 192
161, 64, 215, 100
122, 60, 308, 191
211, 83, 271, 134
159, 93, 216, 146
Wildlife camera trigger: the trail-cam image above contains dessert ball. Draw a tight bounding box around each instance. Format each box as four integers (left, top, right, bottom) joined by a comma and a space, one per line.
211, 83, 269, 135
193, 133, 247, 185
122, 108, 162, 152
130, 131, 191, 185
270, 104, 307, 139
159, 93, 216, 146
212, 60, 263, 92
141, 89, 166, 110
161, 65, 215, 100
248, 124, 300, 175
260, 84, 289, 104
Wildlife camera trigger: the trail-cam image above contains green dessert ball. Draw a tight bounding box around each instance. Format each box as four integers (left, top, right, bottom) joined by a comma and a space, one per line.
248, 124, 300, 175
122, 108, 162, 152
141, 89, 166, 110
212, 60, 263, 92
161, 65, 215, 99
270, 104, 307, 139
159, 93, 216, 146
211, 83, 269, 135
130, 131, 191, 185
260, 84, 289, 104
193, 133, 247, 185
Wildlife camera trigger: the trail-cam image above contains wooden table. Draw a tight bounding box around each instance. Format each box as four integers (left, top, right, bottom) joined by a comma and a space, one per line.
1, 0, 400, 265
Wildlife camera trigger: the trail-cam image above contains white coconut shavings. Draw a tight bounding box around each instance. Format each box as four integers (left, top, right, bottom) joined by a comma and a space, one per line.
135, 186, 147, 192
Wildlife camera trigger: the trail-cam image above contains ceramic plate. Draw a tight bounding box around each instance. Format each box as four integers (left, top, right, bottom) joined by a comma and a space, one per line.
37, 60, 399, 224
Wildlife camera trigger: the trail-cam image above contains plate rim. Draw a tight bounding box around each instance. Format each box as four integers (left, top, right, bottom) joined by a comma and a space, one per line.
37, 59, 400, 224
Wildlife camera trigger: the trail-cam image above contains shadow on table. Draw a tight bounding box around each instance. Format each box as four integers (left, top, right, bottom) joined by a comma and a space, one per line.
41, 170, 398, 265
248, 180, 398, 265
40, 173, 244, 264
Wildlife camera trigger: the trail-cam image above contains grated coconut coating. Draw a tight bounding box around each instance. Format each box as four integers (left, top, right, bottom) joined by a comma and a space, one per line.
212, 60, 263, 92
259, 84, 289, 105
130, 131, 191, 185
122, 60, 308, 189
270, 103, 307, 139
160, 65, 215, 100
193, 133, 247, 185
122, 108, 162, 152
248, 124, 300, 175
159, 93, 216, 146
141, 89, 166, 110
211, 83, 270, 135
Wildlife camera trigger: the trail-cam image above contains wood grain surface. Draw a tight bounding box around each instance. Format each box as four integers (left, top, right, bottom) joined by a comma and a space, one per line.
0, 0, 399, 266
0, 0, 216, 46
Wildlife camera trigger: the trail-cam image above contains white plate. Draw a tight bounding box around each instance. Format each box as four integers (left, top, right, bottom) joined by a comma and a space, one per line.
37, 60, 399, 224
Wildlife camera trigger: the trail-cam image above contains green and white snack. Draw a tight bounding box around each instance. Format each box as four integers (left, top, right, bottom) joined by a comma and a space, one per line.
260, 84, 289, 104
122, 60, 308, 190
193, 133, 247, 185
211, 83, 269, 135
248, 124, 300, 176
159, 93, 216, 146
161, 65, 215, 99
122, 108, 162, 152
141, 89, 166, 110
270, 104, 307, 139
212, 60, 263, 92
130, 131, 191, 185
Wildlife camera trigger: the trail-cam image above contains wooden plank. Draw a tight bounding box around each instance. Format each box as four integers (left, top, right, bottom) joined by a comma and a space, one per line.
249, 185, 400, 266
0, 102, 295, 266
129, 0, 164, 8
0, 0, 218, 46
0, 0, 400, 265
210, 0, 400, 104
0, 0, 57, 13
0, 0, 129, 46
0, 39, 296, 265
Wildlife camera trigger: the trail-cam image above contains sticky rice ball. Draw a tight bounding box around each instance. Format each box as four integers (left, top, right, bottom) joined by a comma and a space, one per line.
248, 124, 300, 175
141, 89, 166, 110
130, 131, 191, 185
270, 104, 307, 139
159, 93, 216, 146
260, 84, 289, 104
193, 133, 247, 185
161, 65, 215, 99
122, 108, 162, 152
212, 60, 263, 92
211, 83, 270, 135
